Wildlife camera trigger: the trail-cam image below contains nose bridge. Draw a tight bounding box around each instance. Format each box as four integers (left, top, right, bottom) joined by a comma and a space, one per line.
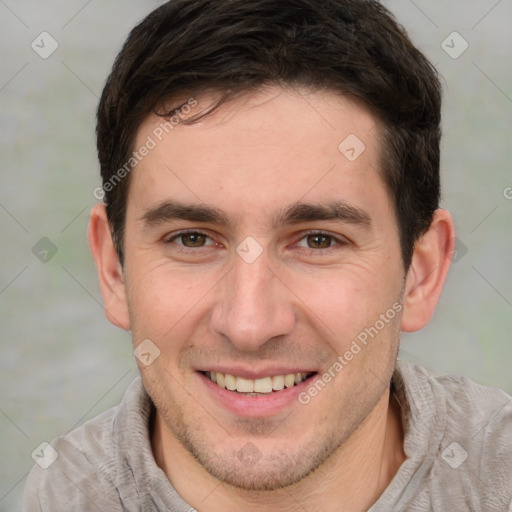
211, 250, 295, 351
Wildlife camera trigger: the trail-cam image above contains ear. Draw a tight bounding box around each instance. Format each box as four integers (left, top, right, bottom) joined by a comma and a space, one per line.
88, 203, 131, 330
401, 209, 455, 332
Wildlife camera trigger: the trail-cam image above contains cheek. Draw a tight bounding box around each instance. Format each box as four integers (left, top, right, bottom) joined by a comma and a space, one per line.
125, 258, 218, 345
289, 261, 402, 337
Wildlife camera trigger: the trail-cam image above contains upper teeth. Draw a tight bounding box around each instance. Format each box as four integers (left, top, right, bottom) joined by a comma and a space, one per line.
206, 372, 310, 393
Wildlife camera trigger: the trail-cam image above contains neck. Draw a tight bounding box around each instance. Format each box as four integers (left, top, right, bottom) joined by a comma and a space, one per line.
152, 388, 405, 512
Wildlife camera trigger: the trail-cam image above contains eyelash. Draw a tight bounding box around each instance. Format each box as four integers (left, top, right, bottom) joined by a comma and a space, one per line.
165, 229, 348, 254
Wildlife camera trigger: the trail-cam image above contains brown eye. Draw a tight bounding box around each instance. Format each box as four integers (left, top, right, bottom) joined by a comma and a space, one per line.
296, 231, 347, 252
167, 231, 215, 248
306, 234, 334, 249
180, 233, 208, 247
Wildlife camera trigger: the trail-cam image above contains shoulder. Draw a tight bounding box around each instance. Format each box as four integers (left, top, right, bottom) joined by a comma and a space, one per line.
22, 381, 138, 512
23, 405, 122, 511
398, 360, 511, 435
437, 371, 512, 444
392, 361, 512, 510
432, 368, 511, 509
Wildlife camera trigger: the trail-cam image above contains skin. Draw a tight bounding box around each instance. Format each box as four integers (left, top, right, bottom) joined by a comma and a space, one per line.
89, 86, 455, 511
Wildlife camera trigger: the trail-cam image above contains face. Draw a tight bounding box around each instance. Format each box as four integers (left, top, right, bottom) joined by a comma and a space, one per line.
123, 87, 406, 490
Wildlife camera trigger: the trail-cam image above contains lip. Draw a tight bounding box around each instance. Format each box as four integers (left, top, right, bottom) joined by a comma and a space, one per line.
197, 371, 317, 417
195, 366, 316, 380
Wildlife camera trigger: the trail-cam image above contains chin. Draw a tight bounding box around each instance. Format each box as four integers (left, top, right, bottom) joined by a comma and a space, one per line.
193, 449, 315, 492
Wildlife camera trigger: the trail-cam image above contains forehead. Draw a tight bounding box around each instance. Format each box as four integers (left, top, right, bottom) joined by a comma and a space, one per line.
128, 87, 392, 228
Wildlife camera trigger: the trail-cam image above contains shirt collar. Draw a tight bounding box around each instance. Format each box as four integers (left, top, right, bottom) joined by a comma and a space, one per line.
113, 376, 192, 510
370, 359, 447, 510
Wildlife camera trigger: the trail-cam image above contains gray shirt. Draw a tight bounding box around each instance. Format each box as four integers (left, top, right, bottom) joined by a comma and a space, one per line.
22, 361, 512, 511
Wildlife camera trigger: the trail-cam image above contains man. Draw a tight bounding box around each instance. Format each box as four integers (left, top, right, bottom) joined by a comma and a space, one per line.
23, 0, 512, 510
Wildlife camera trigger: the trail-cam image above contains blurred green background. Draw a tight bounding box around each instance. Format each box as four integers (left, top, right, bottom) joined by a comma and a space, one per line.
1, 1, 511, 510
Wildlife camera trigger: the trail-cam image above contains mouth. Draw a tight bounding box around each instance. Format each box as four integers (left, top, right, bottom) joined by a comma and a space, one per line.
201, 371, 316, 396
197, 369, 319, 416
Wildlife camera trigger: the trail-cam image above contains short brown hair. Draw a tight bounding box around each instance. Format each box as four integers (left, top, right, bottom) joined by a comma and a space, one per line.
96, 0, 442, 268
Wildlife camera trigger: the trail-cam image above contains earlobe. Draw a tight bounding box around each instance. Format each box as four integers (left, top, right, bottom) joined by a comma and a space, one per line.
400, 209, 455, 332
88, 203, 131, 330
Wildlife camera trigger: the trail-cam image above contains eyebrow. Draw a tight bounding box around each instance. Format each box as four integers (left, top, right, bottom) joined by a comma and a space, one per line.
273, 201, 372, 230
140, 201, 229, 227
139, 199, 372, 230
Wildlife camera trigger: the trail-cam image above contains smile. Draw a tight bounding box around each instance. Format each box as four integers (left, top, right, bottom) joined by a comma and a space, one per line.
203, 371, 315, 395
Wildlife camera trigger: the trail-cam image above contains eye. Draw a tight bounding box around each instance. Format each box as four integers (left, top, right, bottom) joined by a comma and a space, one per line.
166, 231, 217, 248
296, 232, 346, 250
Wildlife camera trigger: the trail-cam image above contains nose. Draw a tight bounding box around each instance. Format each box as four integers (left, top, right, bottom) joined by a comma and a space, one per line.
210, 249, 295, 352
